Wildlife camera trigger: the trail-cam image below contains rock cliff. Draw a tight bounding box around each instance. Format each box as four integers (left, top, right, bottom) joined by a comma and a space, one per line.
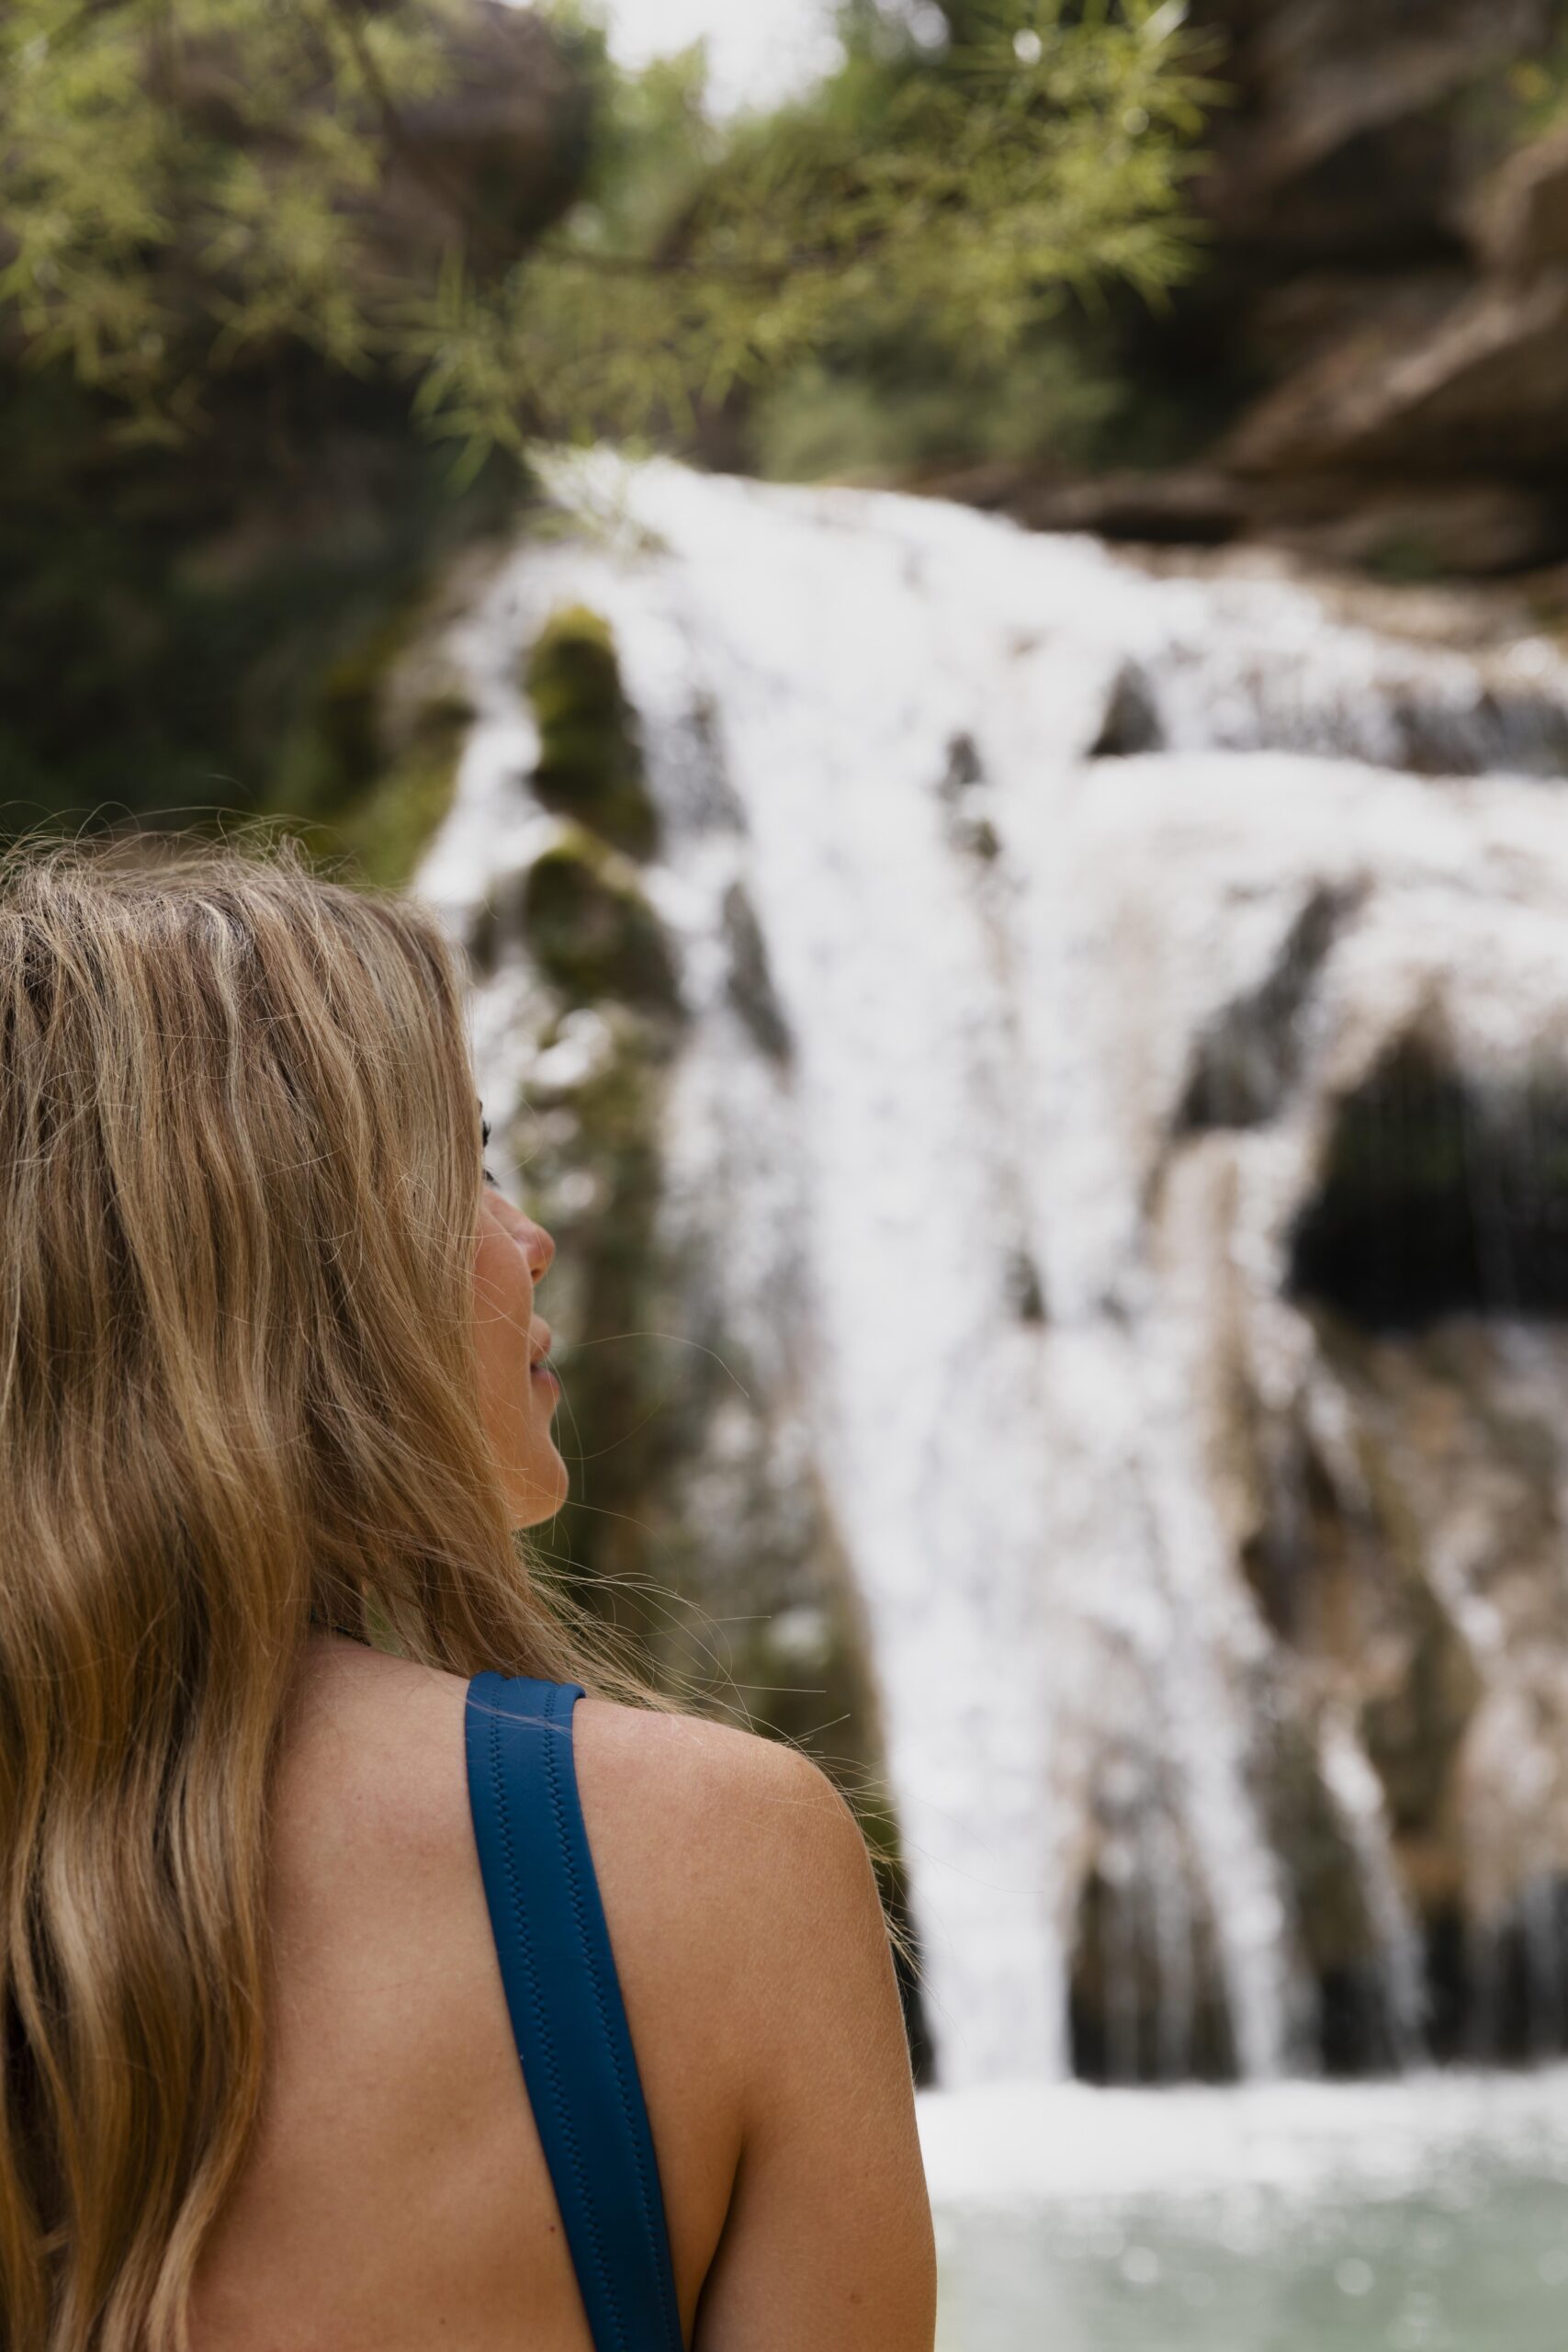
966, 0, 1568, 577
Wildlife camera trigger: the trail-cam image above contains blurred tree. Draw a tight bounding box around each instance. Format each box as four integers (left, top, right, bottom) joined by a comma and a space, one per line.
2, 0, 1219, 473
0, 0, 1219, 837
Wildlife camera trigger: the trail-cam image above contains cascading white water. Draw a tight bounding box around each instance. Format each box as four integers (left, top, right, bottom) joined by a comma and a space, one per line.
421, 458, 1568, 2089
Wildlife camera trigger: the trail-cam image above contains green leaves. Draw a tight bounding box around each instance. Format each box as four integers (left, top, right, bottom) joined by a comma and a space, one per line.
511, 0, 1220, 438
2, 0, 463, 405
0, 0, 1218, 465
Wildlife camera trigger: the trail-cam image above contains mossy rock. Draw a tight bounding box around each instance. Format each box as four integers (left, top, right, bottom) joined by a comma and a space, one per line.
525, 605, 660, 861
521, 831, 680, 1012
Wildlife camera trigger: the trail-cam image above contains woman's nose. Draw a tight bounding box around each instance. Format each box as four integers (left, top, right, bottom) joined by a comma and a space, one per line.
517, 1208, 555, 1283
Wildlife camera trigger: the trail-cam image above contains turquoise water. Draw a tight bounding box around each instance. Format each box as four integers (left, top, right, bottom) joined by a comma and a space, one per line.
922, 2075, 1568, 2352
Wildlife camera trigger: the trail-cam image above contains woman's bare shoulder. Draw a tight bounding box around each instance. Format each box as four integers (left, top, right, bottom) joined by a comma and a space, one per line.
279, 1643, 879, 2020
575, 1696, 853, 1828
574, 1698, 873, 1922
573, 1699, 887, 2091
280, 1643, 869, 1928
576, 1701, 936, 2351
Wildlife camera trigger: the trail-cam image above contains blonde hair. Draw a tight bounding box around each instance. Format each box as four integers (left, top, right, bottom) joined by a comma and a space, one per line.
0, 832, 586, 2350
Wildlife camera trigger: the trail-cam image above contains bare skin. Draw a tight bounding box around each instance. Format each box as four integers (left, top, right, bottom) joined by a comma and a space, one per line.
192, 1183, 936, 2349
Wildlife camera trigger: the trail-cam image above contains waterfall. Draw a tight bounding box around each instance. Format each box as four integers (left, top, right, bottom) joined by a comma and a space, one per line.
420, 458, 1568, 2090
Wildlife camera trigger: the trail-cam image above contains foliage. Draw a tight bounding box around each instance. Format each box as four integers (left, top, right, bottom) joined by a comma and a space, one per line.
752, 302, 1140, 481
1, 0, 1221, 472
0, 355, 503, 831
1, 0, 474, 428
492, 0, 1219, 452
0, 0, 1223, 842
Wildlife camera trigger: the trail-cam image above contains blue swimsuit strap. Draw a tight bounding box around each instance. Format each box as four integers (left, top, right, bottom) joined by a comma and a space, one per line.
465, 1673, 684, 2352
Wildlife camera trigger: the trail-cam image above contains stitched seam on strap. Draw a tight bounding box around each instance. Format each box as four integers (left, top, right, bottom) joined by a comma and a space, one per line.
545, 1690, 682, 2352
490, 1701, 626, 2352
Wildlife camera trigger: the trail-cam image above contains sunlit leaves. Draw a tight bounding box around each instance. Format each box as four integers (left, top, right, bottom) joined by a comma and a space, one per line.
0, 0, 1218, 461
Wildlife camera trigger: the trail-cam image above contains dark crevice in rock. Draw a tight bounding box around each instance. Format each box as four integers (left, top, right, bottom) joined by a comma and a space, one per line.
1425, 1882, 1568, 2064
1069, 1858, 1238, 2086
937, 730, 1001, 860
1067, 1736, 1242, 2085
940, 731, 984, 797
1089, 662, 1166, 759
722, 883, 792, 1064
1005, 1247, 1047, 1326
1180, 884, 1353, 1132
1314, 1961, 1410, 2076
1290, 1035, 1568, 1327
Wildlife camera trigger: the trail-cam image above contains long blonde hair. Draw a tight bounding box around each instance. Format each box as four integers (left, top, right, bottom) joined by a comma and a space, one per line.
0, 832, 585, 2351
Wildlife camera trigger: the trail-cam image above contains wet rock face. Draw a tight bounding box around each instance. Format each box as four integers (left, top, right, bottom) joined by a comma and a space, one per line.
1228, 274, 1568, 481
1224, 1022, 1568, 2067
1193, 0, 1543, 260
1284, 1318, 1568, 2063
375, 1, 588, 262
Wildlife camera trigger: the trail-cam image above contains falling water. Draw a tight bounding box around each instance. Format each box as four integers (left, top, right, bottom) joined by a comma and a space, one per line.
420, 458, 1568, 2089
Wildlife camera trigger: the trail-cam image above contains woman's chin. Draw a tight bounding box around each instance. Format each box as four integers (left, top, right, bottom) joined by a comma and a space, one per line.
511, 1446, 570, 1530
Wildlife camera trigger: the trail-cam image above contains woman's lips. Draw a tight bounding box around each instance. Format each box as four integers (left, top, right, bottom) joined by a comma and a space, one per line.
528, 1320, 558, 1396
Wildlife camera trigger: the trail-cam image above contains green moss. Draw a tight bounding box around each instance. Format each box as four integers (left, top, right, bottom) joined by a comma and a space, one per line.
521, 829, 680, 1011
525, 605, 660, 860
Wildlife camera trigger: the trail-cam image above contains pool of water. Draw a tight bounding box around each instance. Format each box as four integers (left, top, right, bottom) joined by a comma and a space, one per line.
921, 2073, 1568, 2351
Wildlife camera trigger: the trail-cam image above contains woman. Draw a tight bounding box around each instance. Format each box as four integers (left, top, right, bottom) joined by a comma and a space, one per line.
0, 836, 935, 2352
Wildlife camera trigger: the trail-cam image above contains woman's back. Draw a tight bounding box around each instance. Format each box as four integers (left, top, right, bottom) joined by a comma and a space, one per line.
0, 839, 931, 2348
193, 1639, 934, 2350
